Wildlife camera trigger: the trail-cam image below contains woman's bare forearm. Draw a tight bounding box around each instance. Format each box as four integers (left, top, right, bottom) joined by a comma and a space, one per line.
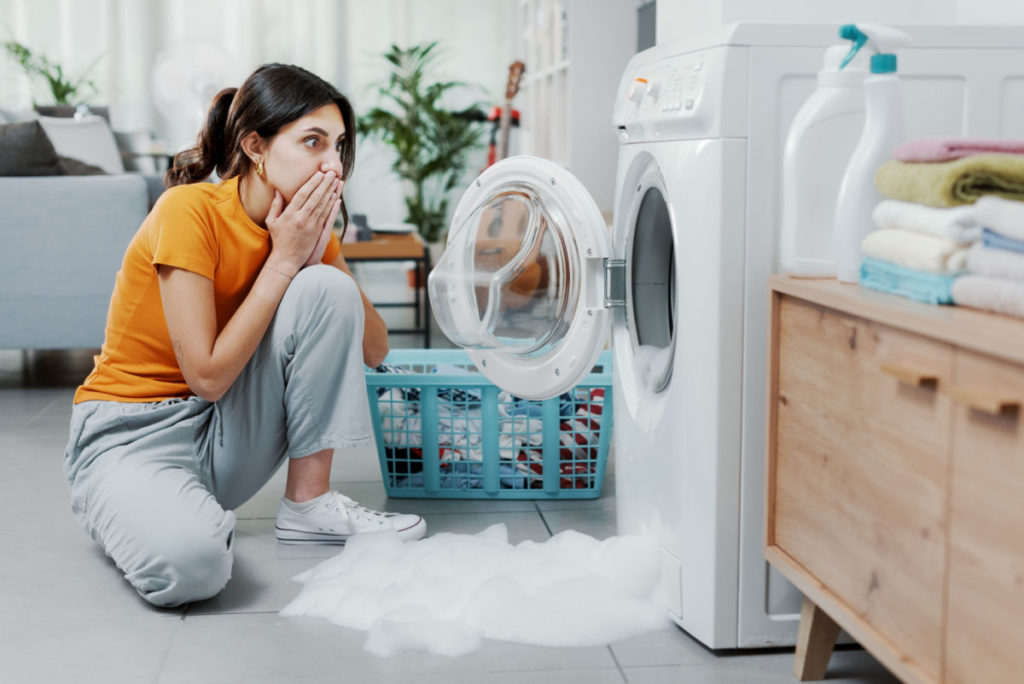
159, 262, 294, 402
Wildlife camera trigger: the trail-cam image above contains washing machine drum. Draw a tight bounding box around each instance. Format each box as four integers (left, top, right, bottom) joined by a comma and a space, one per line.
429, 156, 613, 400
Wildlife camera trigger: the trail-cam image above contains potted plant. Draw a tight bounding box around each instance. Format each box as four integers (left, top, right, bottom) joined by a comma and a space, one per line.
358, 42, 485, 249
3, 40, 103, 117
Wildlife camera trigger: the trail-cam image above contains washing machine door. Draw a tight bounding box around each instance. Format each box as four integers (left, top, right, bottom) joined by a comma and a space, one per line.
428, 156, 613, 400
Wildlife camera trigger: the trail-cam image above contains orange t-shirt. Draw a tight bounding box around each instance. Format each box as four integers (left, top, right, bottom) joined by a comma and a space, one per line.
74, 176, 342, 403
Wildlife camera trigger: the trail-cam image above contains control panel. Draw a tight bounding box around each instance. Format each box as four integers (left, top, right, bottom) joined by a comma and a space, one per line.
657, 53, 705, 113
612, 45, 748, 142
619, 51, 707, 121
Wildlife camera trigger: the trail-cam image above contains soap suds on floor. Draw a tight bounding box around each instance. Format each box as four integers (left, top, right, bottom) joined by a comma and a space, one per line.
281, 523, 669, 656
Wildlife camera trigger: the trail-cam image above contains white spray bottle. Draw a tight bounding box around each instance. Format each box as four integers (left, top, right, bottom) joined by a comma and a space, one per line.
832, 23, 911, 283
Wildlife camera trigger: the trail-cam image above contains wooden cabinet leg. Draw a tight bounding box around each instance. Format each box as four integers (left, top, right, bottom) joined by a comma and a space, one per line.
794, 595, 840, 681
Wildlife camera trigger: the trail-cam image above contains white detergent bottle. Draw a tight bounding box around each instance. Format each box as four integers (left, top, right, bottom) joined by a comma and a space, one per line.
833, 23, 911, 283
779, 44, 868, 277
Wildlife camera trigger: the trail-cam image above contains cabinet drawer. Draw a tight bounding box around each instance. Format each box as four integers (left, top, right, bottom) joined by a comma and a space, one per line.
771, 296, 952, 681
945, 350, 1024, 684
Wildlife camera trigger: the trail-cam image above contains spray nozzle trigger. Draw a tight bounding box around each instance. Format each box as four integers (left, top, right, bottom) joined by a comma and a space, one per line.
838, 24, 868, 71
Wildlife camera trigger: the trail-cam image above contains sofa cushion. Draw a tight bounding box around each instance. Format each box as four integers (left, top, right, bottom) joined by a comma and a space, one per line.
38, 114, 125, 175
0, 121, 63, 176
0, 175, 149, 349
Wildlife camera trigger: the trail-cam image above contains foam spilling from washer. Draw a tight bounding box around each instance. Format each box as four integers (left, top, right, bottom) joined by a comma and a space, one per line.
633, 344, 674, 393
281, 523, 669, 656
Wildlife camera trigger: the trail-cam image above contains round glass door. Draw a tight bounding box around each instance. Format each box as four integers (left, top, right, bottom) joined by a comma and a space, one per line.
429, 184, 578, 354
429, 156, 612, 400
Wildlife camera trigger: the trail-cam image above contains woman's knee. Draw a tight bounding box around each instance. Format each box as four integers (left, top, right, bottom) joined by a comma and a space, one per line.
131, 512, 236, 608
284, 265, 363, 326
293, 264, 360, 304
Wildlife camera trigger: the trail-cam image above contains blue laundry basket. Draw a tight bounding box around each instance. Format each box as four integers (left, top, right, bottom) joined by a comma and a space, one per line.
365, 349, 613, 499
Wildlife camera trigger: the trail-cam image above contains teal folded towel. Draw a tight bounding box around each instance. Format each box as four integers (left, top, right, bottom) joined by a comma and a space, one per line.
859, 257, 958, 304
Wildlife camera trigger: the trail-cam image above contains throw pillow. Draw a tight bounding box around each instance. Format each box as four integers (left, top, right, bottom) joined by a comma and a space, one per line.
57, 155, 107, 175
0, 120, 63, 176
38, 115, 125, 175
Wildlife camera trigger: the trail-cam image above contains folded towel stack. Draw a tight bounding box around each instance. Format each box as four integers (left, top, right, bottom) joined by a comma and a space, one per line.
858, 138, 1024, 307
951, 196, 1024, 318
860, 201, 974, 304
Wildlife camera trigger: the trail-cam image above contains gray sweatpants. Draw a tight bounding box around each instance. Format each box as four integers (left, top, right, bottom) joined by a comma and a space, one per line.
63, 265, 373, 608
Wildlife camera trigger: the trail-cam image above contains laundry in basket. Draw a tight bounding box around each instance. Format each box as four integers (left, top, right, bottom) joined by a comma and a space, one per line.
366, 349, 612, 499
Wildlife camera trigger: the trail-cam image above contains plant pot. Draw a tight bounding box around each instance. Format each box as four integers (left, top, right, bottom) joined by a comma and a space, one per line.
428, 240, 447, 270
407, 266, 425, 289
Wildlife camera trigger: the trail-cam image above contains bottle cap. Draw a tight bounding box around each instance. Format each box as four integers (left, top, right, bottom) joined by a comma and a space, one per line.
871, 54, 897, 74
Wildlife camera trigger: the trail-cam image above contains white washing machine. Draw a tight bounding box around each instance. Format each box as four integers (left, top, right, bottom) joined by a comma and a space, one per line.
428, 23, 1024, 650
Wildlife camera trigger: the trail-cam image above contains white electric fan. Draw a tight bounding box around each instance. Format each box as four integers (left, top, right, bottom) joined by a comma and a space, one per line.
151, 44, 242, 156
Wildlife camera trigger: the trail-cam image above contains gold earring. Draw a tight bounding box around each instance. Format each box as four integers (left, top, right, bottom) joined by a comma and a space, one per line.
255, 158, 264, 177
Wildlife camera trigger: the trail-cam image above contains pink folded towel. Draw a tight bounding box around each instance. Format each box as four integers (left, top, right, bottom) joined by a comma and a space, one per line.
894, 137, 1024, 163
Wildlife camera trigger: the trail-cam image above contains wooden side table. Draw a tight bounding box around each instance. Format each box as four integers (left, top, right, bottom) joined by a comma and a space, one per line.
342, 232, 432, 348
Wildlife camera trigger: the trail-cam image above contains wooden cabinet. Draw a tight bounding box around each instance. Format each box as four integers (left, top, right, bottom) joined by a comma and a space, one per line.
765, 276, 1024, 684
945, 351, 1024, 684
773, 298, 952, 681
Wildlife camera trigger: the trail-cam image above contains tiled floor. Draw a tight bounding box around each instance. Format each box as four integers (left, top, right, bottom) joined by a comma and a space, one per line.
0, 268, 898, 683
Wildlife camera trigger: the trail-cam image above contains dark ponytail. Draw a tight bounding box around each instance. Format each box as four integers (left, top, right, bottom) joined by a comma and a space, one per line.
164, 87, 237, 187
164, 64, 357, 236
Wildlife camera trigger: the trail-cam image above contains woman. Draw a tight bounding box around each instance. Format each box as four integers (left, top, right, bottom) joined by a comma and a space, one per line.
63, 63, 426, 608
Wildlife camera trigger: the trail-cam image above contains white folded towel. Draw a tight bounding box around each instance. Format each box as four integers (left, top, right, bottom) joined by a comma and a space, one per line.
872, 200, 980, 242
975, 196, 1024, 241
860, 228, 969, 274
952, 275, 1024, 318
966, 243, 1024, 282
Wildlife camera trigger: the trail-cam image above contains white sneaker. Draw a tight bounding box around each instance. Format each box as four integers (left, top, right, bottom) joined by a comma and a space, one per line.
275, 491, 426, 545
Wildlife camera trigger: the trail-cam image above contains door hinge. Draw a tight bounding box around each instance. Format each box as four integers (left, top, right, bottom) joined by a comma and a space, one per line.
604, 258, 626, 308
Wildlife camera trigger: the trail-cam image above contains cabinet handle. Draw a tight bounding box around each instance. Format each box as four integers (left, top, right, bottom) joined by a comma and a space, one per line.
880, 363, 939, 388
945, 385, 1021, 417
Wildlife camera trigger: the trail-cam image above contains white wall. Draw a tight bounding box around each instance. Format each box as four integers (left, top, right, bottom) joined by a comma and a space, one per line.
955, 0, 1024, 23
656, 0, 1024, 45
0, 0, 517, 227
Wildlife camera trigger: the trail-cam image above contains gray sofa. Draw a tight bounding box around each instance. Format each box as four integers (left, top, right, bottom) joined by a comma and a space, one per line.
0, 174, 153, 349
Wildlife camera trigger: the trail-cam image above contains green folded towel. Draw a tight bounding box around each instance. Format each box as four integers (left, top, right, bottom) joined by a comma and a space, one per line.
875, 153, 1024, 207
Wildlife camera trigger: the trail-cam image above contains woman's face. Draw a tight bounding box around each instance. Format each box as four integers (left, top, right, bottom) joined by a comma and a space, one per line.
263, 103, 346, 203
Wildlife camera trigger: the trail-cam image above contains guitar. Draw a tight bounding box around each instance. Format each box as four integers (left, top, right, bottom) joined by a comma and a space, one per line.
497, 60, 525, 161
